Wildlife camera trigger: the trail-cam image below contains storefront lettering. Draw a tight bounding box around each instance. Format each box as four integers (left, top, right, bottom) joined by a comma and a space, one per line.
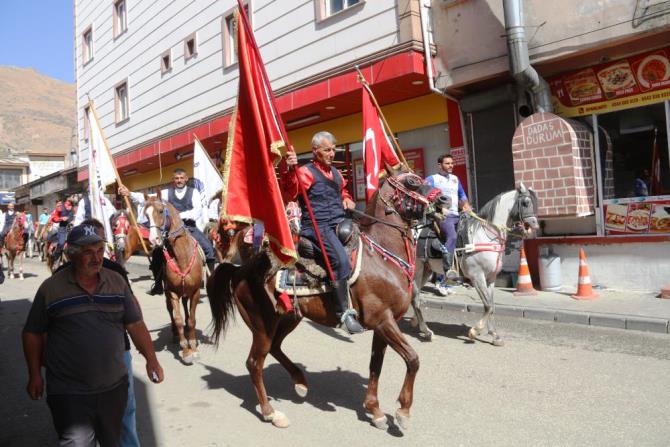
523, 121, 563, 146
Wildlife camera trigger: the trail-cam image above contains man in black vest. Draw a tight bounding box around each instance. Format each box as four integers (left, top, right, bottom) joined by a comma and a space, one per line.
118, 168, 216, 295
284, 131, 364, 334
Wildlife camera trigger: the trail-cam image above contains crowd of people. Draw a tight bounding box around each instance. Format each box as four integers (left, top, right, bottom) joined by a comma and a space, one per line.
13, 129, 469, 446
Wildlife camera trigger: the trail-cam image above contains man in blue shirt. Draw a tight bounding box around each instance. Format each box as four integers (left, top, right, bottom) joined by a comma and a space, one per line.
425, 154, 471, 295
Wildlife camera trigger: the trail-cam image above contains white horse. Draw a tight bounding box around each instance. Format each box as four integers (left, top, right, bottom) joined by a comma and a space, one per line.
411, 183, 539, 345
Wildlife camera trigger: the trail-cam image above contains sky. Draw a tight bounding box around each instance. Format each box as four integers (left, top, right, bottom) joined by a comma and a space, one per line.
0, 1, 74, 83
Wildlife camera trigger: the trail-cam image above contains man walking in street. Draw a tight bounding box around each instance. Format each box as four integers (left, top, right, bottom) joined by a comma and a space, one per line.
22, 223, 164, 446
425, 153, 471, 295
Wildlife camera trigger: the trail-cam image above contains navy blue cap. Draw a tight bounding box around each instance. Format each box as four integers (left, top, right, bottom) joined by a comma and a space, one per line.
66, 224, 103, 246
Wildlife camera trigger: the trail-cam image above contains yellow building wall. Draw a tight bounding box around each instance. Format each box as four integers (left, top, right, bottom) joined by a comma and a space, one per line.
123, 93, 447, 190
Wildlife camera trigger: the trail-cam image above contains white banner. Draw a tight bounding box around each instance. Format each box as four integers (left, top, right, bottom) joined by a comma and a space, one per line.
87, 107, 116, 246
193, 137, 223, 226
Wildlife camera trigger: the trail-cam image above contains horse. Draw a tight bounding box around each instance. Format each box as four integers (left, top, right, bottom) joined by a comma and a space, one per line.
144, 197, 204, 364
412, 183, 539, 345
207, 170, 446, 430
45, 223, 70, 274
3, 214, 27, 280
110, 210, 154, 267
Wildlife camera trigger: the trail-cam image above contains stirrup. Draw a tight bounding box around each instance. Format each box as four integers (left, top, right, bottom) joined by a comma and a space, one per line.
339, 310, 364, 334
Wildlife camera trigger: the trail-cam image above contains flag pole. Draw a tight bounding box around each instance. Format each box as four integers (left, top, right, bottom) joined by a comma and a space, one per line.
355, 65, 410, 169
88, 101, 151, 259
235, 1, 336, 281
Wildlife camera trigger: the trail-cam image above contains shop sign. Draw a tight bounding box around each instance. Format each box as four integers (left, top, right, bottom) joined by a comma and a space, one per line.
0, 191, 16, 205
603, 196, 670, 235
352, 148, 425, 202
549, 45, 670, 117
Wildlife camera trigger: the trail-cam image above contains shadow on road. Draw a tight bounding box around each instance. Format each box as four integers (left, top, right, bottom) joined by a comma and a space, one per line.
200, 363, 405, 437
398, 318, 474, 344
150, 324, 214, 365
303, 320, 354, 343
134, 374, 157, 446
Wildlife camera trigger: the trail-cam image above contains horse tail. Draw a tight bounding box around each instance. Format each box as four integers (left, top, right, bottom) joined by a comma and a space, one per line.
208, 263, 239, 347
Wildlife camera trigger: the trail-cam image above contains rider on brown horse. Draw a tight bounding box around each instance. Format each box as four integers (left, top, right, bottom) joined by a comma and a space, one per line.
51, 198, 75, 261
0, 203, 23, 246
118, 168, 217, 294
283, 131, 364, 334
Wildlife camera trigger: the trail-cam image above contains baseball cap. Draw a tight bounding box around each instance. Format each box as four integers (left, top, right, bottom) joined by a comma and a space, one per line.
67, 224, 104, 246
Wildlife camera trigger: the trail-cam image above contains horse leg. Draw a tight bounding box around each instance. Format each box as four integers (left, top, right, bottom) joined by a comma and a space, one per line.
167, 290, 193, 363
375, 317, 420, 430
185, 289, 200, 359
410, 263, 433, 340
269, 316, 307, 398
484, 282, 503, 346
19, 252, 24, 280
467, 274, 490, 341
247, 330, 290, 428
364, 331, 389, 430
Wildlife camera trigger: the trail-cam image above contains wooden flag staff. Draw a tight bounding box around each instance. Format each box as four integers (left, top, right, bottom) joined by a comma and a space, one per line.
88, 101, 151, 259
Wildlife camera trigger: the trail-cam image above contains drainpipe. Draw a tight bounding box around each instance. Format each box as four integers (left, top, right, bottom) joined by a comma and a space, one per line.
418, 1, 458, 102
502, 0, 553, 113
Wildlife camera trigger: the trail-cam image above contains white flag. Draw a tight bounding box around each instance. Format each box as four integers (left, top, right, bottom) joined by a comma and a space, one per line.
86, 107, 116, 246
193, 137, 223, 227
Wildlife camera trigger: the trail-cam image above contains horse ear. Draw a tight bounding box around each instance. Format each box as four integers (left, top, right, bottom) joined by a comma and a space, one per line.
518, 182, 528, 193
384, 162, 399, 177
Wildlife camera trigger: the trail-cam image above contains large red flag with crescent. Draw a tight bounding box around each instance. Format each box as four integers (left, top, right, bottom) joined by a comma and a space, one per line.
220, 8, 296, 265
361, 85, 401, 202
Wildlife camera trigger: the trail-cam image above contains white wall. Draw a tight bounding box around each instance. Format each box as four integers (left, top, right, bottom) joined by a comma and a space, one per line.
75, 0, 402, 166
550, 242, 670, 293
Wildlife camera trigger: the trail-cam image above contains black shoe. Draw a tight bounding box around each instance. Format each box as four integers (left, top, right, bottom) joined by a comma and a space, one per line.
339, 311, 365, 334
148, 281, 164, 295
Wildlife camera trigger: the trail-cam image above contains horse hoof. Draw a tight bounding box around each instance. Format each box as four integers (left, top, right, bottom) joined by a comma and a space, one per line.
19, 274, 24, 281
468, 327, 478, 340
419, 330, 433, 341
492, 338, 505, 347
263, 410, 290, 428
182, 353, 194, 364
294, 384, 308, 398
371, 415, 388, 430
395, 410, 410, 430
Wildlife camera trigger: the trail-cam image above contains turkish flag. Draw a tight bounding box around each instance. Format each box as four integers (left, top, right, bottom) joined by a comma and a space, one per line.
220, 6, 296, 265
362, 85, 401, 202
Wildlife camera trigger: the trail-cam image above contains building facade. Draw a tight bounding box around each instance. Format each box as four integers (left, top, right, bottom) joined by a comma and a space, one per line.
75, 0, 462, 205
429, 0, 670, 291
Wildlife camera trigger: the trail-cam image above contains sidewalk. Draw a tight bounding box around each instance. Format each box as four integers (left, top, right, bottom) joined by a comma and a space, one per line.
420, 283, 670, 334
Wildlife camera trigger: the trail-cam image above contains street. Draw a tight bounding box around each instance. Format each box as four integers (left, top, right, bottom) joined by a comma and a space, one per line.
2, 256, 670, 447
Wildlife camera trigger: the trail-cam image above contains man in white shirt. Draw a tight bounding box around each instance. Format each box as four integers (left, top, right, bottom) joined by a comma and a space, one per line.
118, 169, 216, 294
73, 192, 117, 226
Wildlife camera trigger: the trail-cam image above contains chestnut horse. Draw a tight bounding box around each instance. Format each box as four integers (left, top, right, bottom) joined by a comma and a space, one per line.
144, 198, 203, 364
3, 214, 27, 280
208, 171, 445, 430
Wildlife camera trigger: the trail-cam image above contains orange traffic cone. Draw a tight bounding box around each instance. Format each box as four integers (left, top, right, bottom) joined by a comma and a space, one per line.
514, 247, 537, 296
571, 248, 598, 300
658, 283, 670, 299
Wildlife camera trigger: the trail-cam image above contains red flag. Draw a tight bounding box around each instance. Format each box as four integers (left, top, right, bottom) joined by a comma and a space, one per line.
220, 8, 296, 265
650, 128, 662, 196
361, 85, 401, 202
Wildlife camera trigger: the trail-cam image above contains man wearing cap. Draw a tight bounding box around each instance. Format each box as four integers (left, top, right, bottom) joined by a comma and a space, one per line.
22, 223, 164, 446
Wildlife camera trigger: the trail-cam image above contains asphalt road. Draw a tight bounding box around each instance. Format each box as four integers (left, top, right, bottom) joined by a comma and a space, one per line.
2, 257, 669, 446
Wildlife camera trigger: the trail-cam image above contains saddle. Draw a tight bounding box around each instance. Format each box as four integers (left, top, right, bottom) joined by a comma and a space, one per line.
275, 220, 363, 296
416, 226, 444, 259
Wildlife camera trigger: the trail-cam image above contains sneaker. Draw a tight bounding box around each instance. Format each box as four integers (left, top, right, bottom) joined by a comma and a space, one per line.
436, 282, 455, 296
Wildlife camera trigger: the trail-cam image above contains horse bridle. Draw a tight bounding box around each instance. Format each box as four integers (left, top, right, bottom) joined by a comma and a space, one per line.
149, 202, 185, 244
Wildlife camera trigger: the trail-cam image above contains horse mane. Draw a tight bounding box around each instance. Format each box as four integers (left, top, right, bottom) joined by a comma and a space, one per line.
477, 191, 507, 221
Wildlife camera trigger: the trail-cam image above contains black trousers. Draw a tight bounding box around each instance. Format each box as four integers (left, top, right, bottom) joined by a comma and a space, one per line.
46, 379, 128, 447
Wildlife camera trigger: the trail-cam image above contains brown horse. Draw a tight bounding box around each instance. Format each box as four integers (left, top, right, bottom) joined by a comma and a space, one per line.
3, 214, 27, 280
208, 171, 445, 430
144, 197, 203, 364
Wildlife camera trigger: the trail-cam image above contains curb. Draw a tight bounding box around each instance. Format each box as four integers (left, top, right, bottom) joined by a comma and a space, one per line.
421, 296, 670, 335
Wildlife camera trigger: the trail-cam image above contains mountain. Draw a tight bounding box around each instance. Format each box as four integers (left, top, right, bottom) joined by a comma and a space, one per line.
0, 66, 75, 157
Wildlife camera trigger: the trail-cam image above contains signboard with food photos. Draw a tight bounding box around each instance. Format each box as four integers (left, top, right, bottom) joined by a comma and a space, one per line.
549, 46, 670, 117
604, 196, 670, 235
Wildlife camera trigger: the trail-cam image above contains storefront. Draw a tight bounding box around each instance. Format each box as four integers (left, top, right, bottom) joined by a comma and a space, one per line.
518, 45, 670, 292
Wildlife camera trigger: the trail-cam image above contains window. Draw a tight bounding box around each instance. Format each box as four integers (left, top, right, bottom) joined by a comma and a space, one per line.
316, 0, 362, 19
0, 169, 22, 189
113, 0, 128, 38
82, 26, 93, 64
115, 80, 129, 123
83, 105, 91, 142
160, 49, 172, 74
222, 3, 249, 68
184, 32, 198, 61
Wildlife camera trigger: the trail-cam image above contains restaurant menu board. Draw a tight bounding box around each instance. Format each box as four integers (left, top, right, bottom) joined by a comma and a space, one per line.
604, 196, 670, 235
550, 46, 670, 117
